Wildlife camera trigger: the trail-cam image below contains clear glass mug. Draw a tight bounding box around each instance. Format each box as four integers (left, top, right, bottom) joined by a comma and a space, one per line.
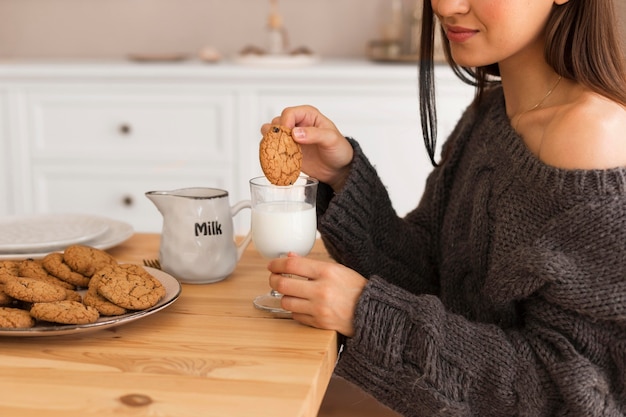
249, 176, 318, 315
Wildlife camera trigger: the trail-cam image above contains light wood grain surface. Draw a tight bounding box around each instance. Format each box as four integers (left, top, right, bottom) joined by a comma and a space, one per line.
0, 234, 338, 417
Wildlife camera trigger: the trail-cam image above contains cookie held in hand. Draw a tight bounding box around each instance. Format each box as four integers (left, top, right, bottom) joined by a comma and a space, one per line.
259, 125, 302, 186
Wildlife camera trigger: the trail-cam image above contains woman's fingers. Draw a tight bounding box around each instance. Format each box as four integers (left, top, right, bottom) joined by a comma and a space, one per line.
261, 105, 334, 132
267, 256, 365, 336
259, 105, 353, 190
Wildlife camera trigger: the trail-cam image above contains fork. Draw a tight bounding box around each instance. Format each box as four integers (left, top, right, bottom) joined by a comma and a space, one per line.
142, 259, 162, 270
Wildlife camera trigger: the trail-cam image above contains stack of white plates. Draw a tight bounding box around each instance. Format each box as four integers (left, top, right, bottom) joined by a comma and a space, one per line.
0, 214, 134, 260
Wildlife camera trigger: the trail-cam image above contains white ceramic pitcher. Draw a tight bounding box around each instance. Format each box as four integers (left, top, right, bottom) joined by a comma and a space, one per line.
146, 187, 252, 284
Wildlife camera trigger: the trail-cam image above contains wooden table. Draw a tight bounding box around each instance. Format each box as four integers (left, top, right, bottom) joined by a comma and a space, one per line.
0, 234, 338, 417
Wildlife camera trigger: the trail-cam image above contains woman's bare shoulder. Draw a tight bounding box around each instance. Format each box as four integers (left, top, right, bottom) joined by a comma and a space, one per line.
539, 92, 626, 170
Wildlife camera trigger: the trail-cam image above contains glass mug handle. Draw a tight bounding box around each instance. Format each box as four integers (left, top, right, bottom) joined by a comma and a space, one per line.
231, 199, 252, 261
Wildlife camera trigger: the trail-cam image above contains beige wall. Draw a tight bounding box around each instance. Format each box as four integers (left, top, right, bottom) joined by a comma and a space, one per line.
0, 0, 624, 60
0, 0, 384, 59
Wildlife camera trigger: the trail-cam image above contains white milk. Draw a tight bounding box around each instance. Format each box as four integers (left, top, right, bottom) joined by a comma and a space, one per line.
251, 201, 316, 258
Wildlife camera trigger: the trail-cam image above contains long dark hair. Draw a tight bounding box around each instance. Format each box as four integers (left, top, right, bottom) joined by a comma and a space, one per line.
419, 0, 626, 166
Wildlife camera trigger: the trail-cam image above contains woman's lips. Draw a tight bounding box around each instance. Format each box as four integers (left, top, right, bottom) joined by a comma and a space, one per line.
445, 26, 478, 43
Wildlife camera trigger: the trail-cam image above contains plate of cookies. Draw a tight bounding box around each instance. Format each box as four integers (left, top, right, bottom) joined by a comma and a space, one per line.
0, 245, 181, 337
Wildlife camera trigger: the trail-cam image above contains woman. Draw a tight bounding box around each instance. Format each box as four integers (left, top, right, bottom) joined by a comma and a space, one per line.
262, 0, 626, 415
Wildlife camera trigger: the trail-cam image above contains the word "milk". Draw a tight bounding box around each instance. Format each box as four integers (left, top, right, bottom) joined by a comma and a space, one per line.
195, 221, 223, 236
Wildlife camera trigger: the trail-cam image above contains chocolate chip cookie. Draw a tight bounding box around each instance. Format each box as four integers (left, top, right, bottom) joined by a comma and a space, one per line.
0, 306, 35, 328
93, 264, 165, 310
18, 259, 75, 290
259, 125, 302, 186
3, 277, 67, 303
42, 252, 91, 288
83, 272, 128, 316
30, 300, 99, 325
63, 245, 117, 277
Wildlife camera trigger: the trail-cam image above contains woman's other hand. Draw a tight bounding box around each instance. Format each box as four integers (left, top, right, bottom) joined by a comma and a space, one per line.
267, 253, 367, 337
261, 105, 354, 192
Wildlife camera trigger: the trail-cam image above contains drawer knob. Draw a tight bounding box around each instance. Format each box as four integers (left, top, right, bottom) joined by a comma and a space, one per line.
122, 195, 134, 207
119, 123, 132, 135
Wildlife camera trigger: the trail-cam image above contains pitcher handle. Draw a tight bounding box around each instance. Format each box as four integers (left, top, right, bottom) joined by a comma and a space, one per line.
231, 199, 252, 261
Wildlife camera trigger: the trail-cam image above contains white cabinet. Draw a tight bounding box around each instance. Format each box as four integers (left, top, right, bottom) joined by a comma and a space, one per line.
0, 60, 474, 234
16, 85, 238, 232
0, 90, 9, 216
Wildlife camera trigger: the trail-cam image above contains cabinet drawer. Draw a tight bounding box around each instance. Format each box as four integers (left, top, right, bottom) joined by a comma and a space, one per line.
26, 91, 235, 160
30, 163, 240, 233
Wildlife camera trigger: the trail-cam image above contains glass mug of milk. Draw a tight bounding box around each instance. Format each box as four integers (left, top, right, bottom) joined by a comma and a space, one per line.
249, 176, 318, 315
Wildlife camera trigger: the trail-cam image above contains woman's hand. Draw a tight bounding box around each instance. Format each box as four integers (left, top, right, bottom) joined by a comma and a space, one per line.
267, 253, 367, 337
261, 105, 354, 192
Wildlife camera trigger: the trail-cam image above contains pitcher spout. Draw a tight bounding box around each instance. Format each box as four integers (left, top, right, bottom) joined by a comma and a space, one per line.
145, 190, 174, 215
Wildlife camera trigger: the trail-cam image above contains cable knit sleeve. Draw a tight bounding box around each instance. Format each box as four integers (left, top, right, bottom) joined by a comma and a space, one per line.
335, 195, 626, 417
319, 88, 626, 416
316, 138, 443, 295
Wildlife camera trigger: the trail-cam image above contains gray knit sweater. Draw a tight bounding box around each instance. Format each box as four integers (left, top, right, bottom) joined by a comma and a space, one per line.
316, 86, 626, 417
